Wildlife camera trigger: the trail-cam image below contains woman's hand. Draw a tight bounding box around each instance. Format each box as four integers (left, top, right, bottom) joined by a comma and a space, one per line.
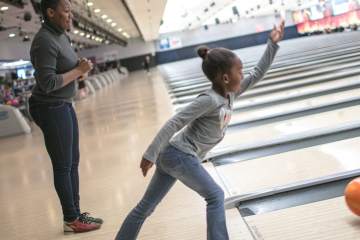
78, 72, 88, 81
140, 157, 154, 177
78, 58, 93, 75
270, 20, 285, 44
62, 58, 92, 87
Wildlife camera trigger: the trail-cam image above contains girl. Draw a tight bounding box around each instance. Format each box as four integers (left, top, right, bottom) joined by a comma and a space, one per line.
116, 20, 285, 240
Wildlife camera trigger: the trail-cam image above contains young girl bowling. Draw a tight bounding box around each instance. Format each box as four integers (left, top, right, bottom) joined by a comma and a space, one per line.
116, 20, 285, 240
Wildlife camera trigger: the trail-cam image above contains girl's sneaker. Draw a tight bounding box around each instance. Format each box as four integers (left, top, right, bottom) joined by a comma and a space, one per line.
64, 217, 101, 233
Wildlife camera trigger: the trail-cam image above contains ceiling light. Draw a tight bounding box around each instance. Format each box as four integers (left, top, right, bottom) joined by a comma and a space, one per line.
1, 6, 9, 11
87, 2, 94, 7
8, 33, 16, 38
117, 28, 123, 32
80, 32, 85, 36
74, 30, 79, 34
122, 32, 130, 38
101, 14, 107, 19
94, 8, 101, 13
111, 23, 117, 27
106, 19, 112, 23
23, 35, 30, 42
86, 34, 91, 38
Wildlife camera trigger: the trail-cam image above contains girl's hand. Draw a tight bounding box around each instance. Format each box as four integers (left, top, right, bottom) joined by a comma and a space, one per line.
140, 157, 154, 177
270, 20, 285, 44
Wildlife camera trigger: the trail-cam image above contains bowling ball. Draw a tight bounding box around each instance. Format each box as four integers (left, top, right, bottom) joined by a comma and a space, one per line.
345, 177, 360, 216
6, 99, 19, 106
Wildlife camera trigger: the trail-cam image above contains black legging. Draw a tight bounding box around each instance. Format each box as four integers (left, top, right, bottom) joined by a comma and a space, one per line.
29, 97, 80, 222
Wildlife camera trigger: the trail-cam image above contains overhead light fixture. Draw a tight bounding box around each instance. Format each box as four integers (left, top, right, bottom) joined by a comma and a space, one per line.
1, 6, 9, 11
87, 2, 94, 7
94, 8, 101, 13
2, 60, 30, 67
23, 35, 30, 42
122, 32, 130, 38
106, 19, 112, 23
111, 23, 117, 27
9, 33, 16, 38
101, 14, 107, 19
74, 30, 79, 34
117, 28, 123, 32
80, 32, 85, 36
86, 34, 91, 38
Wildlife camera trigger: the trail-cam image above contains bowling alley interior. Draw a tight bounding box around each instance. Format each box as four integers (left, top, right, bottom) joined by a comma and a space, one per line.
1, 0, 360, 239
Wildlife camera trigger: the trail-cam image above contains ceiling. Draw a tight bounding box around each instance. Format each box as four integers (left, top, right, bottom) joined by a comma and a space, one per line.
0, 0, 166, 43
0, 0, 136, 46
124, 0, 167, 41
0, 0, 329, 44
160, 0, 235, 33
160, 0, 315, 34
73, 0, 140, 39
0, 1, 40, 41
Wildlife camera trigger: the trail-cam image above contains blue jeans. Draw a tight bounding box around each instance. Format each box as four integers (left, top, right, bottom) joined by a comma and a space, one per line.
115, 145, 229, 240
29, 97, 80, 222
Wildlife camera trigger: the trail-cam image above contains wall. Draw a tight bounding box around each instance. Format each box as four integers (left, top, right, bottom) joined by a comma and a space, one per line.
79, 37, 156, 63
77, 12, 298, 71
0, 38, 32, 61
155, 25, 300, 64
0, 13, 296, 70
156, 11, 295, 52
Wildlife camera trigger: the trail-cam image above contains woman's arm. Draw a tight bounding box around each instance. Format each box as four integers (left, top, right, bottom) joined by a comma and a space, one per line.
62, 59, 92, 86
32, 37, 92, 93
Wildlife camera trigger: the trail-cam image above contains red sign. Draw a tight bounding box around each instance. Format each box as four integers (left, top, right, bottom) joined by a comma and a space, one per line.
296, 9, 360, 33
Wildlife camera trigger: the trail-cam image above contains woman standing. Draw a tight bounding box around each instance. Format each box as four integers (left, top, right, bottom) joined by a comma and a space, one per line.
29, 0, 103, 233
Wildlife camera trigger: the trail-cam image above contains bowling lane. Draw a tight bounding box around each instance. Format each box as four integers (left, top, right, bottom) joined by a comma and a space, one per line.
173, 68, 360, 106
170, 51, 360, 96
163, 35, 360, 81
215, 105, 360, 151
172, 59, 360, 101
231, 74, 360, 110
229, 88, 360, 125
214, 137, 360, 197
245, 197, 360, 240
246, 60, 360, 91
166, 54, 353, 91
164, 42, 360, 86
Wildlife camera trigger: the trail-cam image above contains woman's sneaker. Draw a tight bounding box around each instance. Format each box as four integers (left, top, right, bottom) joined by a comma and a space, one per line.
64, 217, 101, 233
79, 212, 104, 225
